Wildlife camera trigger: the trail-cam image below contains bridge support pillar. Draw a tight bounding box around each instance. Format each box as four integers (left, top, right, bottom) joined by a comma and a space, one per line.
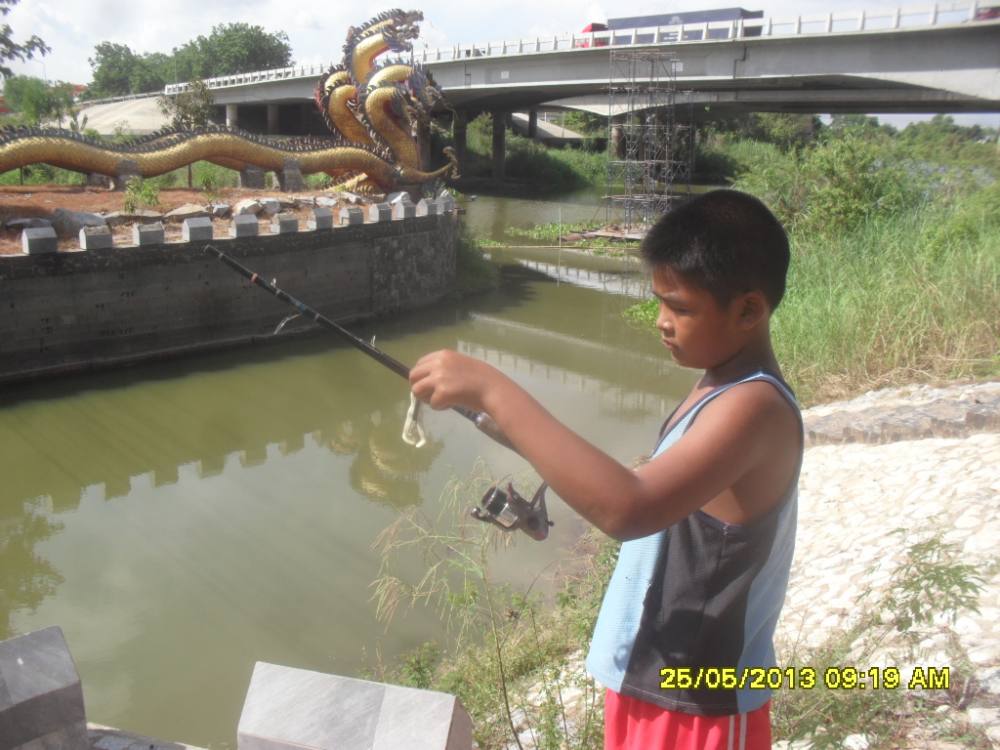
452, 111, 467, 169
527, 109, 538, 138
492, 111, 506, 181
266, 104, 279, 134
226, 104, 239, 129
611, 116, 625, 159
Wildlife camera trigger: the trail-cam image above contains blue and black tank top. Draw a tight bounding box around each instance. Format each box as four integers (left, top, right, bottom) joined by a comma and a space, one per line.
585, 371, 803, 715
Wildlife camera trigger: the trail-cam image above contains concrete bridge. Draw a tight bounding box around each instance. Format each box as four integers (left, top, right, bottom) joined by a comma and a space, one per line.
152, 2, 999, 114
81, 1, 999, 174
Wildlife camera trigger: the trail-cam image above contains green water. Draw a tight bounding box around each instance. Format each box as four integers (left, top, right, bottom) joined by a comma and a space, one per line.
0, 198, 695, 747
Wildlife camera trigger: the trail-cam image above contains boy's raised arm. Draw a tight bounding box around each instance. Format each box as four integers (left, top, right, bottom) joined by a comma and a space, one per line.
410, 349, 791, 540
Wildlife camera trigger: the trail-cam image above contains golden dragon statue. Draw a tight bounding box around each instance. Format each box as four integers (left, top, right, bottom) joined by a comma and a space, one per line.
0, 9, 456, 194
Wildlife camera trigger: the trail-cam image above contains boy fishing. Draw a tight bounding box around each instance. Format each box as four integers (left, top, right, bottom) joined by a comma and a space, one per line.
409, 189, 803, 749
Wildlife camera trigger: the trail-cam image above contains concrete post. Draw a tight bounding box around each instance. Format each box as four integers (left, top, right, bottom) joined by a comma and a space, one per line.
0, 627, 88, 749
239, 166, 266, 189
226, 104, 239, 129
452, 111, 467, 169
527, 109, 538, 139
491, 111, 506, 181
267, 104, 280, 134
237, 662, 474, 750
611, 116, 625, 159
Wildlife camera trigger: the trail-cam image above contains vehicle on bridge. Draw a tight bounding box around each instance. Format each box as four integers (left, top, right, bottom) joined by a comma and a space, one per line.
577, 7, 763, 46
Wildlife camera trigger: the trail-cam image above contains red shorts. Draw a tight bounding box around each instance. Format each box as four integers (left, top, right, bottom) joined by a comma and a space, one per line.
604, 689, 771, 750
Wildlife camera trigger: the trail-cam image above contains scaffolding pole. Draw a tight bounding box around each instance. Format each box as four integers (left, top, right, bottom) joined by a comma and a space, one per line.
606, 49, 695, 230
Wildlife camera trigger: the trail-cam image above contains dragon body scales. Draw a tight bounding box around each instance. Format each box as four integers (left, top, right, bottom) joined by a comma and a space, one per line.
0, 9, 456, 194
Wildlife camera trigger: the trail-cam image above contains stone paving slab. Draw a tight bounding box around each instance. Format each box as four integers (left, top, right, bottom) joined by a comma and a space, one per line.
802, 381, 1000, 446
87, 724, 207, 750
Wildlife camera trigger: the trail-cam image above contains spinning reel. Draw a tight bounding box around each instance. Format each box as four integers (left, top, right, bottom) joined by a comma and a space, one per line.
471, 480, 554, 541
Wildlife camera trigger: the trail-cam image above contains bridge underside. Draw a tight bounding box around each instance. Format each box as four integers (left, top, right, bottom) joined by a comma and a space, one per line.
532, 77, 998, 119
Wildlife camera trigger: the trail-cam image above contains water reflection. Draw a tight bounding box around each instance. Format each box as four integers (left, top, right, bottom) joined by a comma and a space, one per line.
0, 499, 64, 641
0, 250, 693, 747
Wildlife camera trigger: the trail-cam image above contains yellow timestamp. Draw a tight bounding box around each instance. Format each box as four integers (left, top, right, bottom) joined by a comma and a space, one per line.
659, 666, 950, 691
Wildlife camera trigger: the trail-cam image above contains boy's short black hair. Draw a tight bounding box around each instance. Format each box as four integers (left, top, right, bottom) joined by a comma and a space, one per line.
641, 189, 790, 310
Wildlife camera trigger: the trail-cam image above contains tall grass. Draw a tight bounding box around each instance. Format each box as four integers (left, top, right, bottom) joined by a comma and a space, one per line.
625, 180, 1000, 404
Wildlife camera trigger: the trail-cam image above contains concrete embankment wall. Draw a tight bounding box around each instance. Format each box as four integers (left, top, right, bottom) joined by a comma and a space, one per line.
0, 215, 456, 384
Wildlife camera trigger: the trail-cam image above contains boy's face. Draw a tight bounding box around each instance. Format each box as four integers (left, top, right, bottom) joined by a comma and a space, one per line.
650, 265, 753, 370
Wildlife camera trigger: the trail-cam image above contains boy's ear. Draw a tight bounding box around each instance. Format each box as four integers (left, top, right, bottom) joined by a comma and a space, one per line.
735, 291, 768, 329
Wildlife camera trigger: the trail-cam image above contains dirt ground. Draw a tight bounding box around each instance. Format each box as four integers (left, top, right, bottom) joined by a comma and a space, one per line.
0, 186, 363, 254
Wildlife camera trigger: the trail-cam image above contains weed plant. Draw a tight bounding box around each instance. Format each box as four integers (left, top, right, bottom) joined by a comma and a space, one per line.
122, 179, 159, 213
625, 146, 1000, 404
372, 463, 613, 749
773, 529, 986, 749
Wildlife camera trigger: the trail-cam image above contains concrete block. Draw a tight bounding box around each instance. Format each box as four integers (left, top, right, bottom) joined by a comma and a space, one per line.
78, 225, 113, 250
87, 173, 111, 189
416, 199, 440, 217
367, 203, 392, 223
391, 200, 416, 221
239, 166, 266, 189
133, 222, 165, 246
230, 214, 259, 238
271, 213, 299, 235
438, 194, 456, 213
339, 207, 364, 226
182, 217, 213, 242
0, 626, 88, 750
237, 662, 473, 750
279, 163, 305, 193
307, 207, 334, 231
21, 227, 58, 255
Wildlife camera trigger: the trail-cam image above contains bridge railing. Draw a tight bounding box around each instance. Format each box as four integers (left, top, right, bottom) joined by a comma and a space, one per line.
161, 0, 994, 94
417, 0, 990, 62
165, 62, 336, 95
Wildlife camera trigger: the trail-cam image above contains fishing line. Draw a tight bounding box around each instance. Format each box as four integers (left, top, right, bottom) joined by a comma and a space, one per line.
205, 243, 553, 540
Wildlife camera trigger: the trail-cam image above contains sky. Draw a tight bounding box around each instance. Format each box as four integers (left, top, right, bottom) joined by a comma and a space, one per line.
5, 0, 998, 127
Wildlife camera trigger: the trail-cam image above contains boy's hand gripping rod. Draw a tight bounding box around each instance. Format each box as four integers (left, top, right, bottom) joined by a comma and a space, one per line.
206, 244, 553, 541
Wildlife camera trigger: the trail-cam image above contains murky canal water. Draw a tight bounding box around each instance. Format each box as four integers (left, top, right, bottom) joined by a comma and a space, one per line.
0, 194, 695, 748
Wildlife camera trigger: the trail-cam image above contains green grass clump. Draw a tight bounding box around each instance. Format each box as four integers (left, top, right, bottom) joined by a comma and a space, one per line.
0, 164, 86, 186
122, 178, 160, 213
626, 137, 1000, 404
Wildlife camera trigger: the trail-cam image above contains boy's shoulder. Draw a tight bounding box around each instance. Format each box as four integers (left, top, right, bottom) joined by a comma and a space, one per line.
691, 374, 801, 450
647, 372, 802, 527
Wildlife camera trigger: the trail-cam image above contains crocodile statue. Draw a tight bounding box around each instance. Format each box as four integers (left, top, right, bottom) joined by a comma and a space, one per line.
0, 9, 456, 194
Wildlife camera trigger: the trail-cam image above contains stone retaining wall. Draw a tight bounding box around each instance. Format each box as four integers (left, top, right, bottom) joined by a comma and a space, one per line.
0, 213, 457, 384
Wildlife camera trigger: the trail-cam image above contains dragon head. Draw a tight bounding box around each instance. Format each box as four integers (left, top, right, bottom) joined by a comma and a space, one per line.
381, 9, 424, 53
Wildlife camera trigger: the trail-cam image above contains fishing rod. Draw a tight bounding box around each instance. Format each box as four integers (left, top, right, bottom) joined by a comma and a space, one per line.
205, 243, 553, 541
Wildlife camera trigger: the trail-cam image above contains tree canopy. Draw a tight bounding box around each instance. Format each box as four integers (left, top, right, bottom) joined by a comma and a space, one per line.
3, 75, 73, 124
86, 23, 292, 98
0, 0, 49, 79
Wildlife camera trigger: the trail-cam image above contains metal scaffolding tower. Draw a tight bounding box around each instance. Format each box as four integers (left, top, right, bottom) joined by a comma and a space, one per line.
606, 49, 694, 230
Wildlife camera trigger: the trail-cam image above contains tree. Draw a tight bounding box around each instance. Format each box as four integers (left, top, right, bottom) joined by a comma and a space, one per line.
174, 23, 292, 79
158, 79, 214, 186
87, 41, 136, 97
0, 0, 48, 79
87, 23, 293, 99
3, 75, 72, 124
